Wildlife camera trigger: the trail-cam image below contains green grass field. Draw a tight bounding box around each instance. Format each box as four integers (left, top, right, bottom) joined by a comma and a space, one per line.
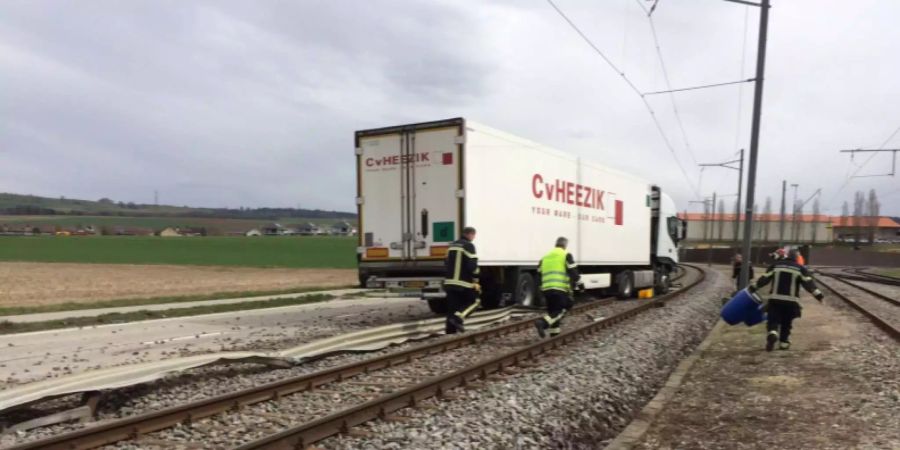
873, 268, 900, 278
0, 236, 357, 268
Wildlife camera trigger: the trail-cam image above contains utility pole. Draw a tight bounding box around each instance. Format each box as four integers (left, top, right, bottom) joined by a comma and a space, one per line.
738, 0, 771, 290
708, 191, 717, 267
735, 148, 744, 243
778, 180, 786, 247
688, 199, 710, 244
795, 188, 821, 243
790, 183, 799, 242
698, 149, 744, 244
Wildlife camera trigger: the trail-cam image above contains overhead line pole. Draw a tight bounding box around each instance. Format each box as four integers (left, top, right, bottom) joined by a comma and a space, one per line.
698, 150, 745, 244
709, 191, 717, 267
738, 0, 771, 290
839, 149, 900, 177
778, 180, 787, 247
735, 149, 744, 244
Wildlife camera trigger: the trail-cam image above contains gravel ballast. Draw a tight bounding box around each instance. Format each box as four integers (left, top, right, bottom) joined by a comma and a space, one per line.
1, 292, 621, 448
320, 267, 729, 449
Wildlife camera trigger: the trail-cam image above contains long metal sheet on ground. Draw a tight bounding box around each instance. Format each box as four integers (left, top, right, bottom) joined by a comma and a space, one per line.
0, 307, 520, 413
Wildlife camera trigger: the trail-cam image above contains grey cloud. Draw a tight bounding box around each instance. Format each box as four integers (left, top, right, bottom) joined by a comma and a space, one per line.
0, 0, 898, 215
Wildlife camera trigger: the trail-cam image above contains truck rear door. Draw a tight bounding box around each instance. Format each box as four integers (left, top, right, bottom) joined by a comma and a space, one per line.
357, 119, 464, 264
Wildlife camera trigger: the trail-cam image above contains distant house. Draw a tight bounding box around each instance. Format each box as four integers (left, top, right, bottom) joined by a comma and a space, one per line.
832, 216, 900, 243
36, 225, 56, 235
261, 223, 285, 236
180, 227, 206, 237
0, 224, 53, 235
115, 227, 154, 236
0, 225, 30, 235
158, 227, 182, 237
330, 221, 357, 236
297, 223, 323, 236
245, 228, 262, 237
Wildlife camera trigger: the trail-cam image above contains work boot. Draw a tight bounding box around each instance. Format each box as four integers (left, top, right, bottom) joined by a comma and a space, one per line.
778, 341, 791, 350
451, 314, 465, 333
766, 330, 778, 352
534, 319, 547, 338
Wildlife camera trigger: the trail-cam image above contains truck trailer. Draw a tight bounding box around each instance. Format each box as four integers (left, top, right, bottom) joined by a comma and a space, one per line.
355, 118, 686, 314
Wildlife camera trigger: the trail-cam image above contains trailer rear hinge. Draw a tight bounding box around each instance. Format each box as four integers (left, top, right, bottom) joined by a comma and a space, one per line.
356, 196, 364, 205
455, 189, 465, 198
454, 135, 466, 145
355, 147, 363, 156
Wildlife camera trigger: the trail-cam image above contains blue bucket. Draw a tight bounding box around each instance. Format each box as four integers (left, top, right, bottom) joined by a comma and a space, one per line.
721, 289, 766, 326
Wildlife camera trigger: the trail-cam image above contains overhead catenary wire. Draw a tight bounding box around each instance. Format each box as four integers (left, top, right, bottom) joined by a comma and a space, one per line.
733, 5, 750, 152
642, 78, 755, 96
827, 123, 900, 208
638, 0, 700, 167
545, 0, 701, 199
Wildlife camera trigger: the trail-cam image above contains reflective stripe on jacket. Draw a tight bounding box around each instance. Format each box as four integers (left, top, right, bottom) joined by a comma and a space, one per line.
752, 260, 822, 302
444, 238, 479, 290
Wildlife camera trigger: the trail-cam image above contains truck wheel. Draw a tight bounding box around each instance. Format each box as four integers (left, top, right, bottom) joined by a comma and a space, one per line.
427, 297, 448, 315
616, 271, 634, 299
655, 270, 671, 294
515, 273, 539, 308
357, 271, 369, 288
480, 286, 502, 309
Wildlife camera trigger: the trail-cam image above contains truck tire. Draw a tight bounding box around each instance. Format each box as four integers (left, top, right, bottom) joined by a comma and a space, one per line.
427, 297, 448, 315
655, 269, 671, 295
480, 286, 502, 309
616, 271, 634, 300
358, 271, 369, 288
515, 272, 539, 308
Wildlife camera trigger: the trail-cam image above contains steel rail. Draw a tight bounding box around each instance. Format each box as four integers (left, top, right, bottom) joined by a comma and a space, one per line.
818, 275, 900, 342
235, 264, 705, 450
7, 280, 649, 449
852, 268, 900, 286
832, 267, 900, 287
824, 274, 900, 308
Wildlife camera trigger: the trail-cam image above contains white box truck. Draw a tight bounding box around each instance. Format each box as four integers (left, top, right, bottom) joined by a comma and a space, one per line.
355, 118, 686, 314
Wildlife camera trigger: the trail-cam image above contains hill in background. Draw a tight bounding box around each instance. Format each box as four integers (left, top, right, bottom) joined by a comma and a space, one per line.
0, 193, 356, 235
0, 192, 355, 221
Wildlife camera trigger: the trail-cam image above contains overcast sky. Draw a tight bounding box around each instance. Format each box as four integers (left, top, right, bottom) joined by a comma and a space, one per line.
1, 0, 898, 215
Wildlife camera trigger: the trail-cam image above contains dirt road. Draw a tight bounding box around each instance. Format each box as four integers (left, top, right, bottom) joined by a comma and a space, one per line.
0, 262, 356, 308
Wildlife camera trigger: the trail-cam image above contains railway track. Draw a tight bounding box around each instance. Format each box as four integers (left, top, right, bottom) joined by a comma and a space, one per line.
830, 267, 900, 287
235, 266, 704, 450
850, 268, 900, 286
7, 265, 701, 450
817, 271, 900, 342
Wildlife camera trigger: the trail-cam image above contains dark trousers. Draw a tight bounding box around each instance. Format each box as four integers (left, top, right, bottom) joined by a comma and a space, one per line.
766, 299, 801, 342
541, 290, 573, 335
445, 288, 477, 333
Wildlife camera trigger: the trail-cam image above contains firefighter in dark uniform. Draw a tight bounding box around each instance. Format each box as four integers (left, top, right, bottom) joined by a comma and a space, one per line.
443, 227, 480, 334
749, 248, 824, 351
534, 237, 580, 338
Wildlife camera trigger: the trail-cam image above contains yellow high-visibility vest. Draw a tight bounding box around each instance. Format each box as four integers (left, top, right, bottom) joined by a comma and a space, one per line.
540, 248, 570, 292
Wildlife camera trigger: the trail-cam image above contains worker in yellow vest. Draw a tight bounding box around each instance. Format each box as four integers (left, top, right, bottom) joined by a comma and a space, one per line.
534, 237, 580, 338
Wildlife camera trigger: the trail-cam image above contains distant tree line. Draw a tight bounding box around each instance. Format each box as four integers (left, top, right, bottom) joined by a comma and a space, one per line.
0, 204, 356, 220
1, 205, 59, 215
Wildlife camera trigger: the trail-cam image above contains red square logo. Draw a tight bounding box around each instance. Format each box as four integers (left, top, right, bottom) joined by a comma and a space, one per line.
615, 200, 624, 225
442, 152, 453, 165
